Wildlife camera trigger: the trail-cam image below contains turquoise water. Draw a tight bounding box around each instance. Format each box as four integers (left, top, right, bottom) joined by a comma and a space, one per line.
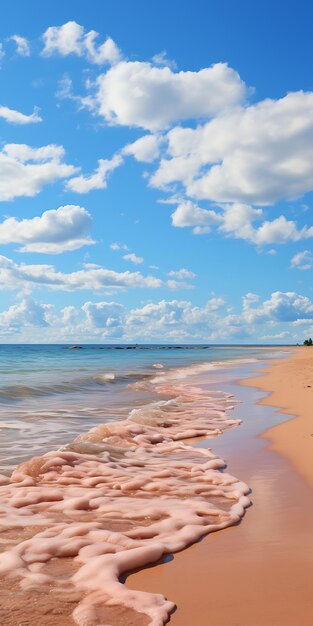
0, 344, 285, 473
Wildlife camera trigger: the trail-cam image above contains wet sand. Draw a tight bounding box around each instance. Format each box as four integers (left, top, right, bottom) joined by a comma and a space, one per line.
243, 346, 313, 486
130, 350, 313, 625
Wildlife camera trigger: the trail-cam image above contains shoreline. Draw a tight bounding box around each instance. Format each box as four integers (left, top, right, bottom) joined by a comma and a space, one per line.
242, 346, 313, 487
1, 347, 312, 625
130, 348, 313, 625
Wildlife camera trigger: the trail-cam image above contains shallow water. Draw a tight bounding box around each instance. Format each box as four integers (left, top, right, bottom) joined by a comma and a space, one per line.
0, 344, 285, 473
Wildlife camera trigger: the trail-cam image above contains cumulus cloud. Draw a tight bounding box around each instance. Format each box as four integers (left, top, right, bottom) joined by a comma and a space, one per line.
0, 143, 77, 201
290, 250, 313, 270
0, 105, 42, 124
82, 301, 124, 336
241, 291, 313, 323
153, 91, 313, 206
219, 203, 262, 239
0, 205, 95, 253
219, 205, 313, 245
66, 154, 123, 193
95, 61, 246, 131
0, 298, 50, 331
1, 291, 312, 342
42, 21, 121, 65
123, 253, 144, 265
43, 27, 313, 250
10, 35, 30, 56
249, 216, 313, 245
170, 200, 313, 245
171, 200, 222, 234
126, 297, 241, 340
123, 135, 162, 163
0, 255, 162, 292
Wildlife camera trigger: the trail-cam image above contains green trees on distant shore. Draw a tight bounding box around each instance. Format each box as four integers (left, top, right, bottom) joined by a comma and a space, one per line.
303, 338, 313, 346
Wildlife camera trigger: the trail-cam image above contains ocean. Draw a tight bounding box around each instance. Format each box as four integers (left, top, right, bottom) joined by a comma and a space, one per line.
0, 344, 284, 474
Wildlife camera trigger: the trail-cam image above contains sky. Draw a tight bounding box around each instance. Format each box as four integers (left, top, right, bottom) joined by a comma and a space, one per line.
0, 0, 313, 343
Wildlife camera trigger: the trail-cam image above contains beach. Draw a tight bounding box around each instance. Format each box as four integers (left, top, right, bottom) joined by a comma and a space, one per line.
131, 347, 313, 625
0, 346, 312, 625
243, 346, 313, 486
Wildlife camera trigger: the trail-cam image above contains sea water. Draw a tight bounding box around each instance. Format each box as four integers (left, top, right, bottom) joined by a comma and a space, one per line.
0, 344, 284, 473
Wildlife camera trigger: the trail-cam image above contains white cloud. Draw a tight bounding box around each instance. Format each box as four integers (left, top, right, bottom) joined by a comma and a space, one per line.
95, 61, 246, 131
171, 200, 222, 234
290, 250, 313, 270
10, 35, 30, 56
66, 154, 123, 193
82, 301, 124, 336
166, 279, 194, 290
110, 242, 129, 251
0, 143, 77, 201
126, 297, 232, 340
170, 200, 313, 245
0, 255, 162, 292
0, 298, 50, 331
219, 203, 263, 239
42, 21, 121, 65
1, 291, 312, 342
219, 205, 312, 245
0, 105, 42, 124
0, 205, 95, 253
123, 253, 144, 265
0, 43, 5, 62
167, 268, 196, 279
259, 331, 290, 341
153, 91, 313, 205
250, 215, 313, 245
123, 135, 162, 163
152, 51, 177, 70
241, 291, 313, 323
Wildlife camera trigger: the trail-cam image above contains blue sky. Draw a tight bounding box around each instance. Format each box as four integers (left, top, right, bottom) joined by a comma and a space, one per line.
0, 0, 313, 343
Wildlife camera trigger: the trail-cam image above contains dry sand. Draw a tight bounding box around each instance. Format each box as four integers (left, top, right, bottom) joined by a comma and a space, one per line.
129, 347, 313, 625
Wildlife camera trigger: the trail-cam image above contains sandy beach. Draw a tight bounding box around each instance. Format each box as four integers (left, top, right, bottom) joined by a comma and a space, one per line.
243, 346, 313, 487
130, 347, 313, 625
1, 347, 312, 626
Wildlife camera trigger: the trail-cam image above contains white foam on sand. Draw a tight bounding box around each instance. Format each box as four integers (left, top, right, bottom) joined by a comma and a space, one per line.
0, 364, 250, 626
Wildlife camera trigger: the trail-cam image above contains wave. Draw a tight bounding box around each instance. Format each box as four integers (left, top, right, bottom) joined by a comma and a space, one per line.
0, 382, 84, 399
0, 371, 152, 400
0, 361, 250, 626
92, 372, 116, 383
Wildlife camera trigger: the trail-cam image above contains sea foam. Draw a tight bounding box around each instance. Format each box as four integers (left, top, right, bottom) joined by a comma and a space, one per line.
0, 363, 250, 625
